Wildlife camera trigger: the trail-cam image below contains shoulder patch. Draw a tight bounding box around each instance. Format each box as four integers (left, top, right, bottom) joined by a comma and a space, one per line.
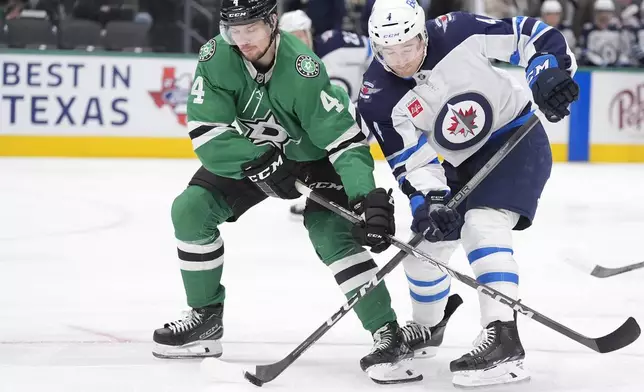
199, 39, 217, 62
295, 54, 320, 78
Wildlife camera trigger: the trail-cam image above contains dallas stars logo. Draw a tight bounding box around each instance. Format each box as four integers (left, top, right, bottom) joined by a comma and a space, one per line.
237, 111, 299, 148
199, 39, 216, 62
447, 106, 478, 137
295, 55, 320, 78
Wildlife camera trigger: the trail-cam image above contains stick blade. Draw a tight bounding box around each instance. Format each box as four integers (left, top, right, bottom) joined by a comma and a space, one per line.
253, 358, 291, 384
592, 317, 641, 353
591, 262, 644, 278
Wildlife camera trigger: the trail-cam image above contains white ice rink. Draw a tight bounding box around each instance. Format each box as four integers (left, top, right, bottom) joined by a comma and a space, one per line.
1, 158, 643, 392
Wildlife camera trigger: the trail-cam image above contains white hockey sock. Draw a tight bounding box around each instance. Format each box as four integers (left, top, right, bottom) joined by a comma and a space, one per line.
462, 208, 520, 327
402, 239, 458, 326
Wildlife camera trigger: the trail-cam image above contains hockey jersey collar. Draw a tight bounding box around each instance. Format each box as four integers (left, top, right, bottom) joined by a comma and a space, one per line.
241, 34, 281, 85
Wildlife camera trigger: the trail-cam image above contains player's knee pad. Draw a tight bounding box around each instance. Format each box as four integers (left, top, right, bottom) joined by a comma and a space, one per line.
402, 239, 458, 326
172, 186, 226, 273
461, 208, 520, 325
171, 185, 225, 242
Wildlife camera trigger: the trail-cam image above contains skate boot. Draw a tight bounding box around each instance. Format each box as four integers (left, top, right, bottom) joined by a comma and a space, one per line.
401, 293, 463, 358
450, 318, 529, 387
360, 321, 422, 384
152, 303, 224, 359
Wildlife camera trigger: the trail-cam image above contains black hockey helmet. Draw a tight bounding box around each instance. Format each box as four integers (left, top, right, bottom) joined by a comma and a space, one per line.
220, 0, 278, 26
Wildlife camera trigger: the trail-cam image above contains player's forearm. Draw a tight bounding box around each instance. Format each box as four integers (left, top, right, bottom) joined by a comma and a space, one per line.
194, 131, 270, 179
330, 146, 376, 201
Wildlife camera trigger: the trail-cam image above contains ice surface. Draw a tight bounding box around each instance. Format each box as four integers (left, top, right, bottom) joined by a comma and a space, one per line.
1, 158, 643, 392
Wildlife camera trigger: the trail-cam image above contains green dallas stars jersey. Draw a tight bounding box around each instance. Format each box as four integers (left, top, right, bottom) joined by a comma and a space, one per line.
187, 32, 375, 200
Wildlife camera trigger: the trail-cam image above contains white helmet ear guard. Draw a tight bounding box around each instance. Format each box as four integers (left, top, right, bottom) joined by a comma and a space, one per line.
368, 0, 428, 75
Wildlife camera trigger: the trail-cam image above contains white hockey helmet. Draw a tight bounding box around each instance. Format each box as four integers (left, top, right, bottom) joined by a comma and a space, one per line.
279, 10, 313, 48
368, 0, 428, 75
541, 0, 562, 14
594, 0, 615, 12
278, 10, 312, 32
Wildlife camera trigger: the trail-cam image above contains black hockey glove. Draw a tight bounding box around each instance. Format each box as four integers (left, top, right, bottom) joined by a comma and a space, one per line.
529, 61, 579, 123
350, 188, 395, 254
241, 146, 301, 199
411, 190, 461, 243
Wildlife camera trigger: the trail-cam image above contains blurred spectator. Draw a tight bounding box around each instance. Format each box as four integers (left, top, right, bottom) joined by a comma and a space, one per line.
2, 0, 61, 23
620, 2, 644, 64
541, 0, 577, 48
578, 0, 630, 66
137, 0, 181, 25
2, 0, 26, 20
360, 0, 374, 35
285, 0, 345, 34
72, 0, 135, 25
482, 0, 525, 18
426, 0, 463, 19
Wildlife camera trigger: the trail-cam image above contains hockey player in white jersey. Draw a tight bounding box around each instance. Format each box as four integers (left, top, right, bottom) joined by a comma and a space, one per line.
279, 10, 374, 217
359, 0, 579, 387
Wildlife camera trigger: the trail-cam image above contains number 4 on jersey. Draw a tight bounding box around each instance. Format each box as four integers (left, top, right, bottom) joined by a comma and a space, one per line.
320, 90, 344, 113
191, 76, 205, 104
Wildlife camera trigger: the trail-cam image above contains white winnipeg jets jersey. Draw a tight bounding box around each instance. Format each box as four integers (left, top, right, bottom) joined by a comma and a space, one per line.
358, 12, 576, 196
314, 30, 373, 102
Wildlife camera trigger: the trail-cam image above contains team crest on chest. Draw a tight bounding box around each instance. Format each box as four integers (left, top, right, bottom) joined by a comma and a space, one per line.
434, 92, 493, 151
237, 111, 297, 149
295, 55, 320, 78
199, 39, 217, 62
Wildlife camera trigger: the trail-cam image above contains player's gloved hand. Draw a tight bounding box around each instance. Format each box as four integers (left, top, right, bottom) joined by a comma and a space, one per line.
241, 146, 301, 199
529, 56, 579, 123
410, 190, 461, 243
350, 188, 395, 253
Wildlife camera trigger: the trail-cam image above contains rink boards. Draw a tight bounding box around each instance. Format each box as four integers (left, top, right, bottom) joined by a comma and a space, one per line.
0, 49, 642, 162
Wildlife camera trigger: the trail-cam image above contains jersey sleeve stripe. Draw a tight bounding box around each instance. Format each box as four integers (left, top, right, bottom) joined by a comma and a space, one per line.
325, 123, 364, 152
191, 126, 235, 150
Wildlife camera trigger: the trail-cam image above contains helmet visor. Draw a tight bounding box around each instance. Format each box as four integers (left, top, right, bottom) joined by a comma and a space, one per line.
220, 19, 272, 46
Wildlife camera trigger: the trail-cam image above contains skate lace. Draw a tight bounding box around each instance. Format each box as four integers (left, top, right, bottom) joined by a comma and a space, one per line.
167, 310, 203, 335
371, 326, 394, 353
469, 325, 496, 356
401, 322, 430, 344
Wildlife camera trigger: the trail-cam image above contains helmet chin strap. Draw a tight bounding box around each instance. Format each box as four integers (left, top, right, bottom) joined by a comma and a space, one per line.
257, 19, 279, 60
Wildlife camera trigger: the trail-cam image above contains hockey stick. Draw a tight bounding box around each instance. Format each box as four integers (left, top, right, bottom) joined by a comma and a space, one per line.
566, 258, 644, 278
201, 114, 542, 386
298, 190, 641, 356
591, 261, 644, 278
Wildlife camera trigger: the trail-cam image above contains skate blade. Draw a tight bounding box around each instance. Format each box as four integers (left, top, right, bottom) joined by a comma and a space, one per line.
152, 340, 222, 359
366, 358, 423, 385
414, 346, 438, 359
452, 360, 530, 388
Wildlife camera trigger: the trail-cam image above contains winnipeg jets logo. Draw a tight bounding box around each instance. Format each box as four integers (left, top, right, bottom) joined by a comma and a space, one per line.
434, 92, 493, 151
447, 106, 478, 137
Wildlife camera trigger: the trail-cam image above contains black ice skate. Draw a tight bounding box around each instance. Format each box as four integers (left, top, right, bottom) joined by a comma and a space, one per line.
401, 293, 463, 358
450, 318, 530, 387
152, 303, 224, 359
360, 321, 422, 384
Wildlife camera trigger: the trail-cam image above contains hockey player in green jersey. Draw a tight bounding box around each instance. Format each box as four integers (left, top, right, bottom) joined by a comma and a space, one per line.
152, 0, 421, 384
